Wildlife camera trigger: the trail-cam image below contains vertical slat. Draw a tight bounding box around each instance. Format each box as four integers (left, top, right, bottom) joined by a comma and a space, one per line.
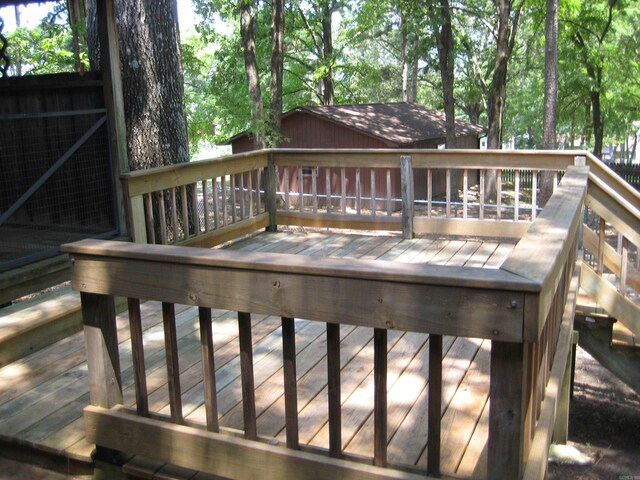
231, 175, 237, 223
371, 169, 376, 216
284, 167, 290, 211
514, 170, 521, 221
181, 185, 189, 239
282, 317, 299, 449
326, 322, 341, 458
373, 328, 387, 467
531, 170, 538, 221
239, 172, 246, 220
427, 168, 433, 218
199, 307, 219, 432
326, 167, 332, 213
248, 171, 254, 218
256, 168, 262, 213
312, 167, 318, 213
213, 178, 221, 229
355, 168, 361, 214
597, 217, 606, 275
170, 187, 178, 244
162, 302, 183, 424
144, 193, 156, 244
620, 237, 628, 296
81, 292, 122, 408
298, 167, 304, 212
479, 169, 485, 220
265, 157, 278, 232
191, 183, 199, 234
386, 169, 392, 216
221, 176, 227, 227
400, 155, 414, 240
158, 190, 167, 245
341, 167, 347, 214
427, 334, 442, 476
553, 171, 558, 193
463, 169, 468, 219
238, 312, 257, 440
130, 195, 148, 244
203, 179, 210, 233
445, 169, 451, 218
497, 169, 502, 220
128, 298, 148, 416
488, 341, 528, 480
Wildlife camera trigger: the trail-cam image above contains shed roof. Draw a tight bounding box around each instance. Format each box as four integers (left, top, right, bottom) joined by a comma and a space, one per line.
228, 102, 485, 146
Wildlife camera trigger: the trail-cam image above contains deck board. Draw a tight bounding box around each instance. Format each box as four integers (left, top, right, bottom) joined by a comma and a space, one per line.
0, 230, 516, 478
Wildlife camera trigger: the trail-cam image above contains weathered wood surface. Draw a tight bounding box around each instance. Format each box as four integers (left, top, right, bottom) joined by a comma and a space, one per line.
1, 231, 518, 478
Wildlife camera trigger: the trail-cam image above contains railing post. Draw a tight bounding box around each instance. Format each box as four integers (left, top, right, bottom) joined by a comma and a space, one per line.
265, 152, 278, 232
400, 155, 414, 239
488, 340, 529, 480
80, 291, 122, 408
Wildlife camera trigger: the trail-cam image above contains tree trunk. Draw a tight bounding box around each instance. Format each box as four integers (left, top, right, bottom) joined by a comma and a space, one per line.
436, 0, 456, 149
240, 0, 265, 149
269, 0, 285, 146
320, 0, 335, 105
86, 0, 189, 169
591, 83, 604, 159
400, 12, 417, 103
540, 0, 558, 206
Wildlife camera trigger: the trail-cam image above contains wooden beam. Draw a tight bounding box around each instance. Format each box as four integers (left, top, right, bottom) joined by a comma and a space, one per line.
84, 406, 434, 480
400, 155, 414, 239
281, 317, 299, 449
81, 292, 122, 408
413, 217, 530, 239
326, 323, 341, 458
277, 212, 401, 232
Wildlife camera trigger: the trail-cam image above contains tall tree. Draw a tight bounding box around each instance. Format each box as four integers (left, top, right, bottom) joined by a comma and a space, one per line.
269, 0, 285, 144
87, 0, 189, 170
540, 0, 558, 205
433, 0, 457, 148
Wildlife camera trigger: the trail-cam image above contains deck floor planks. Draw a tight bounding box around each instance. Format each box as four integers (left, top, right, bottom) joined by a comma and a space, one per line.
0, 230, 517, 478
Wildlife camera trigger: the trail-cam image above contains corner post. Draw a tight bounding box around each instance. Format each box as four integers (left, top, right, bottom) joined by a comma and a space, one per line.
488, 340, 529, 480
400, 154, 414, 239
265, 152, 278, 232
81, 291, 122, 408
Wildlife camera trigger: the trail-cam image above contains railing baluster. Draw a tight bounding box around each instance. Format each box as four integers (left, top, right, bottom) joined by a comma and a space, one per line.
199, 307, 219, 432
427, 168, 433, 218
553, 170, 558, 193
327, 323, 341, 458
371, 169, 376, 216
312, 167, 318, 213
341, 168, 347, 214
170, 187, 178, 244
597, 217, 606, 275
191, 183, 199, 235
386, 169, 392, 216
446, 168, 451, 218
531, 170, 538, 221
203, 179, 210, 233
479, 169, 485, 220
356, 168, 361, 214
128, 298, 148, 416
238, 312, 257, 440
248, 171, 254, 218
162, 302, 183, 424
497, 169, 502, 220
222, 176, 227, 227
157, 190, 167, 244
256, 168, 262, 214
463, 169, 468, 219
282, 317, 299, 449
284, 167, 290, 211
239, 173, 246, 220
298, 168, 304, 213
181, 184, 189, 239
326, 167, 332, 213
515, 170, 521, 221
373, 328, 387, 467
231, 175, 238, 223
427, 334, 442, 476
620, 237, 628, 296
144, 193, 156, 244
213, 178, 221, 229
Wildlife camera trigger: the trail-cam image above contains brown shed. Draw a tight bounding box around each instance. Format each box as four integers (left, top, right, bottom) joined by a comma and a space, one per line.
229, 102, 485, 205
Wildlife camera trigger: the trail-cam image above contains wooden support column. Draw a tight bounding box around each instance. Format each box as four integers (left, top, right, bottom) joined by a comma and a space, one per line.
427, 334, 442, 476
97, 0, 129, 237
488, 341, 529, 480
128, 298, 148, 416
265, 154, 278, 232
373, 328, 387, 467
552, 331, 577, 444
326, 323, 342, 458
282, 317, 299, 449
400, 155, 414, 239
199, 307, 219, 432
238, 312, 257, 440
81, 292, 122, 408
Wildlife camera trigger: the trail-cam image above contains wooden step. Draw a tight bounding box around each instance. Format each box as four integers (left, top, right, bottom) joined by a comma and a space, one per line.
612, 320, 640, 349
0, 287, 84, 368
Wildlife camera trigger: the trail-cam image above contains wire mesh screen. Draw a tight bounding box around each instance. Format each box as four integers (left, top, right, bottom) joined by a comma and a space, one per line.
0, 110, 118, 271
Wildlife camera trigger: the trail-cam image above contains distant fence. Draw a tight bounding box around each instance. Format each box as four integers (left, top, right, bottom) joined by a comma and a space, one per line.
609, 163, 640, 191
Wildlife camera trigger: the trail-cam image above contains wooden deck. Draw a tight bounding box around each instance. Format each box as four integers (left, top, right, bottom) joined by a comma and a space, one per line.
0, 230, 516, 478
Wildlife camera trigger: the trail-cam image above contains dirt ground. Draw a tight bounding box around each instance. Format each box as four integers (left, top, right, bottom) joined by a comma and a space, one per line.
548, 345, 640, 480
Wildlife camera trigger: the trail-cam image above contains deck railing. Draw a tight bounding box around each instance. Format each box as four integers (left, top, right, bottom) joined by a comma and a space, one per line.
65, 164, 589, 479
